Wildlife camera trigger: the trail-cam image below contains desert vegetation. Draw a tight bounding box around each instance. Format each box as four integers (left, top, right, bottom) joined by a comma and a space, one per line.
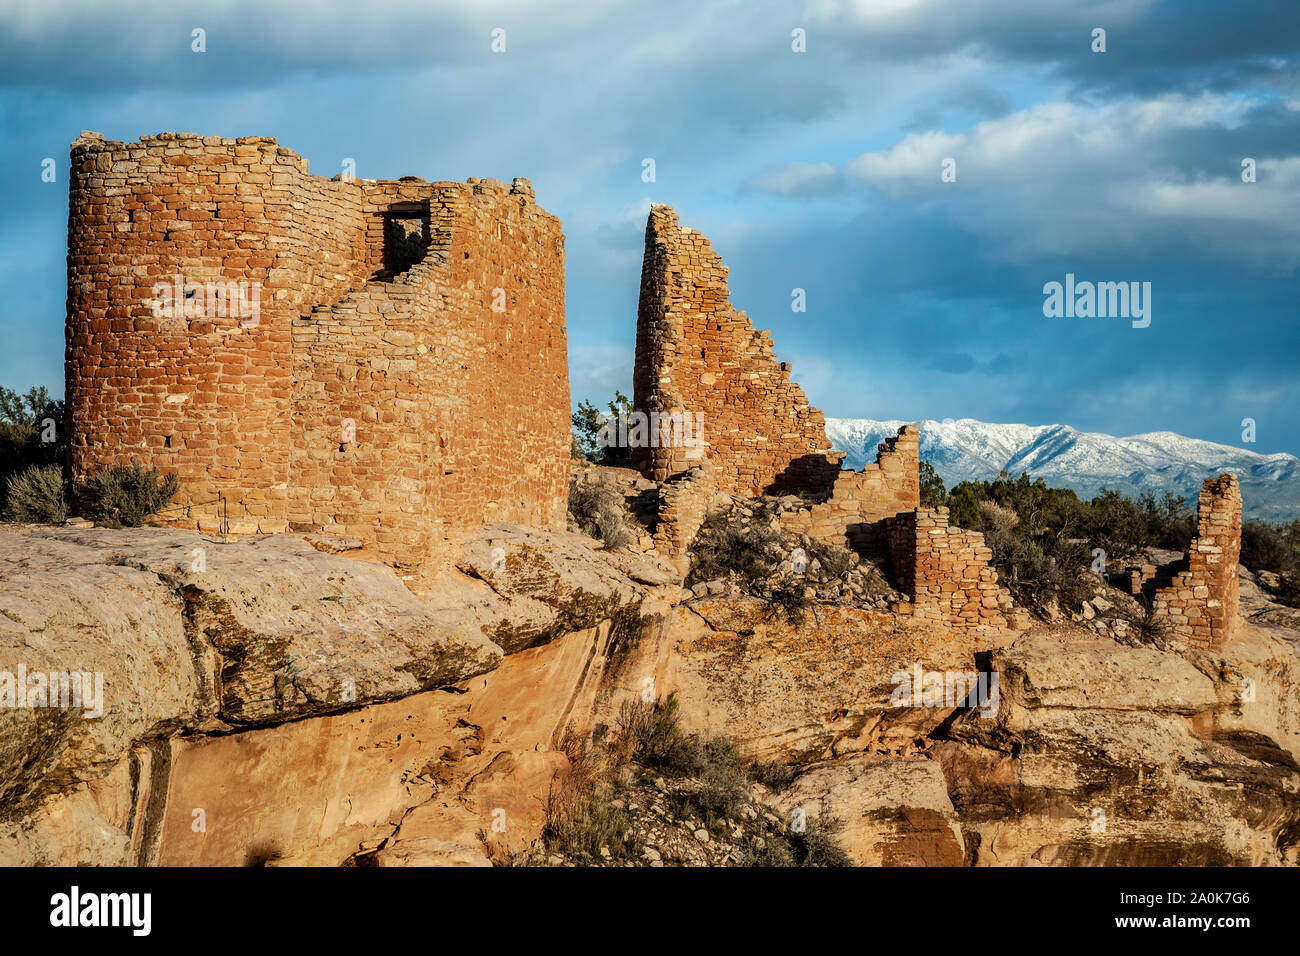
0, 385, 66, 522
929, 465, 1300, 611
2, 385, 180, 528
686, 503, 894, 622
532, 693, 850, 867
567, 475, 636, 550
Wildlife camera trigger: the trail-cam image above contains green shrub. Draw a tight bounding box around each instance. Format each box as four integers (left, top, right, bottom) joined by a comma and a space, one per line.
81, 462, 180, 528
1241, 521, 1298, 574
568, 477, 635, 550
571, 391, 633, 464
919, 459, 946, 508
1087, 489, 1153, 564
3, 464, 67, 524
1138, 490, 1195, 551
0, 385, 66, 517
687, 509, 782, 586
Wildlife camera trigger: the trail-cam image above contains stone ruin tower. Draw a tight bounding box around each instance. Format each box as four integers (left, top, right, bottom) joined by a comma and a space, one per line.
1150, 473, 1243, 651
65, 131, 571, 569
632, 204, 843, 497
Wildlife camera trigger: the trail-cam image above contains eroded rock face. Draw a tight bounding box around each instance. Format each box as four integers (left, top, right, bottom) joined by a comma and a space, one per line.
772, 755, 965, 866
934, 629, 1300, 866
454, 523, 672, 653
0, 523, 662, 866
2, 528, 505, 727
4, 519, 1300, 869
609, 595, 1017, 763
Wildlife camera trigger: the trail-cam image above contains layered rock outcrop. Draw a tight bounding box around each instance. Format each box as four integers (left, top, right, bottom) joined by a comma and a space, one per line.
0, 524, 673, 865
4, 511, 1298, 867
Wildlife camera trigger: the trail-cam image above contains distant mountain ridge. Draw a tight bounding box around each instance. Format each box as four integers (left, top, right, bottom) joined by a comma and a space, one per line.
825, 418, 1300, 521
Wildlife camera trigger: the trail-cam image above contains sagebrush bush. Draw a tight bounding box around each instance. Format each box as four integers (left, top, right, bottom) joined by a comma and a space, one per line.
789, 814, 853, 867
542, 735, 636, 862
81, 462, 179, 528
568, 477, 635, 550
617, 695, 750, 820
540, 694, 852, 866
3, 464, 67, 524
687, 509, 782, 586
1241, 521, 1298, 574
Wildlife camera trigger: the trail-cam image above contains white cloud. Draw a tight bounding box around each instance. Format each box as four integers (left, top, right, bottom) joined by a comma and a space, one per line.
846, 94, 1300, 264
745, 161, 841, 197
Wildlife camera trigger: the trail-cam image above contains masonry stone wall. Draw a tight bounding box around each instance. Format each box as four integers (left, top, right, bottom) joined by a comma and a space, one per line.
66, 131, 569, 569
631, 204, 841, 497
888, 507, 1015, 631
1151, 474, 1242, 651
651, 463, 717, 557
779, 425, 920, 561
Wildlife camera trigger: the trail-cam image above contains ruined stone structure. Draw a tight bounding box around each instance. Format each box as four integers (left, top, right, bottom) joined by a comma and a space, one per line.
65, 131, 570, 568
651, 462, 717, 558
632, 207, 1013, 630
632, 204, 842, 497
780, 426, 920, 560
1151, 474, 1242, 651
888, 507, 1015, 630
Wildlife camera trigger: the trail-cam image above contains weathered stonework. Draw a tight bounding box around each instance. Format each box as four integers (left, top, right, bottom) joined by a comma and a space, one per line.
888, 507, 1016, 631
1151, 474, 1242, 651
651, 462, 718, 557
780, 425, 920, 561
632, 204, 842, 497
65, 131, 570, 569
629, 207, 1016, 632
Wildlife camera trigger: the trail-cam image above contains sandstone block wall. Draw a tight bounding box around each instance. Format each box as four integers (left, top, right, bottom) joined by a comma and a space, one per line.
779, 425, 920, 560
1151, 474, 1242, 651
651, 463, 717, 557
889, 507, 1014, 631
66, 131, 569, 569
631, 204, 841, 497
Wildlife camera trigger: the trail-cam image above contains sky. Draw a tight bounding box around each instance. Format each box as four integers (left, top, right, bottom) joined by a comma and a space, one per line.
1, 0, 1297, 454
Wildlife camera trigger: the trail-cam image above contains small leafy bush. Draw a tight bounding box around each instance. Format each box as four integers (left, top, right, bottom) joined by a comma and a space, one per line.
568, 477, 635, 550
81, 462, 180, 528
3, 464, 67, 524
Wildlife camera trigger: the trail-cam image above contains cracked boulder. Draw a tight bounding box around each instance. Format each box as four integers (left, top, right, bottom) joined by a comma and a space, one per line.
453, 523, 666, 654
0, 525, 503, 821
769, 754, 966, 866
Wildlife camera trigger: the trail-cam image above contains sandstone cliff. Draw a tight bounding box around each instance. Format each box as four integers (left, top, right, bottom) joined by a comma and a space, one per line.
3, 512, 1298, 867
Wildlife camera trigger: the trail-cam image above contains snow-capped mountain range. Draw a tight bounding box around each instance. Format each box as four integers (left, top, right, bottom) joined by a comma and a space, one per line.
825, 418, 1300, 521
